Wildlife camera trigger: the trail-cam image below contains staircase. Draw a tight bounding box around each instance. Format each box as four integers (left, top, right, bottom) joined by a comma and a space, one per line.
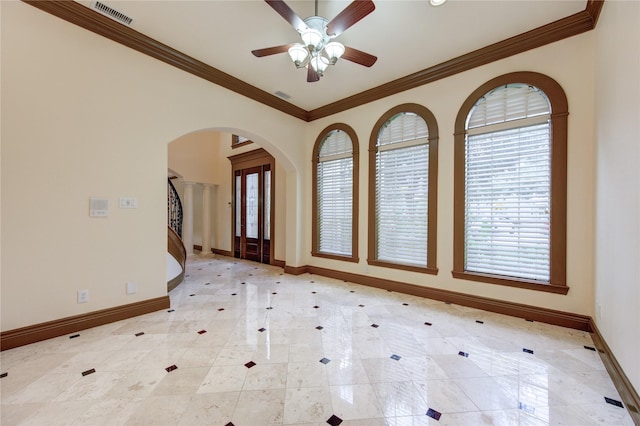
167, 177, 186, 291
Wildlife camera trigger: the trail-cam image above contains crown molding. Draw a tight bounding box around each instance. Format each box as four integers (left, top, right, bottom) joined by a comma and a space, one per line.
22, 0, 308, 121
23, 1, 603, 122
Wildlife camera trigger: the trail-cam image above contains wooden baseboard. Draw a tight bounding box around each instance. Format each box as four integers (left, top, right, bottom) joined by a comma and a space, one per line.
167, 271, 185, 292
0, 296, 170, 351
590, 319, 640, 423
293, 265, 591, 331
272, 259, 286, 268
212, 248, 233, 257
284, 265, 309, 275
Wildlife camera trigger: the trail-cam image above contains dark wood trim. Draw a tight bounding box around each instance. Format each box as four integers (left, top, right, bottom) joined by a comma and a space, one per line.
0, 296, 170, 351
452, 271, 570, 295
24, 1, 601, 122
453, 72, 568, 291
307, 9, 596, 120
368, 103, 439, 273
167, 226, 186, 292
312, 123, 359, 262
272, 259, 286, 268
22, 0, 307, 121
284, 265, 309, 275
590, 319, 640, 422
300, 265, 590, 331
212, 248, 233, 257
585, 0, 605, 27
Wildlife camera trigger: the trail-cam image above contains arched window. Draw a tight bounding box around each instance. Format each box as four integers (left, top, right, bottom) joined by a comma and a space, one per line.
368, 104, 439, 274
453, 72, 568, 294
312, 124, 359, 261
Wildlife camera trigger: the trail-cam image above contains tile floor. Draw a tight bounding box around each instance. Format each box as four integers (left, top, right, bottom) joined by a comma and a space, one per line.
0, 255, 635, 425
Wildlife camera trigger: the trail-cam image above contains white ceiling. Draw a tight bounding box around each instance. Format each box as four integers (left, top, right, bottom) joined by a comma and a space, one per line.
78, 0, 585, 111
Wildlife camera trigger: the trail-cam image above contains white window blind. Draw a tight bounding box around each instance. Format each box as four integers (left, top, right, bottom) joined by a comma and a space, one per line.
375, 113, 429, 266
317, 130, 353, 256
465, 84, 551, 281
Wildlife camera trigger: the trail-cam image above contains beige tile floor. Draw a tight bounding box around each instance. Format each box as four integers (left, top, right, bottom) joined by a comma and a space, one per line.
0, 255, 635, 425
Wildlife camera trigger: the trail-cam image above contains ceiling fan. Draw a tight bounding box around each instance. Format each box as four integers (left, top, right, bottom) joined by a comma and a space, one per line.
252, 0, 378, 82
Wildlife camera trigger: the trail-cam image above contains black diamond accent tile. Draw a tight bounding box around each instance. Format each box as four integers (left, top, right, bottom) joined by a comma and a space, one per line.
605, 397, 624, 408
358, 304, 365, 308
135, 332, 145, 337
266, 307, 273, 310
249, 274, 253, 276
426, 408, 442, 420
69, 334, 80, 339
476, 320, 484, 324
189, 294, 196, 297
584, 345, 596, 351
526, 319, 534, 322
168, 309, 175, 313
371, 324, 379, 328
402, 303, 409, 306
320, 357, 331, 364
350, 290, 355, 293
241, 282, 246, 285
310, 281, 315, 283
390, 354, 401, 361
316, 326, 324, 330
218, 308, 225, 312
272, 292, 277, 295
458, 351, 469, 358
523, 348, 534, 354
312, 291, 317, 294
313, 305, 320, 309
225, 422, 235, 426
1, 372, 8, 378
231, 293, 237, 296
276, 281, 281, 284
245, 361, 256, 369
82, 368, 96, 377
205, 282, 211, 285
258, 328, 266, 332
165, 365, 178, 373
327, 414, 343, 425
198, 330, 207, 334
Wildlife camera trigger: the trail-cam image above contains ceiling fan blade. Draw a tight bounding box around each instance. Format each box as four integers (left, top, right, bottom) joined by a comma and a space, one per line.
265, 0, 307, 33
341, 46, 377, 67
307, 66, 320, 82
325, 0, 375, 37
252, 44, 294, 57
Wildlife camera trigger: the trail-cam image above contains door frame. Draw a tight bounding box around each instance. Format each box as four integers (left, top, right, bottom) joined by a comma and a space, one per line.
228, 148, 275, 264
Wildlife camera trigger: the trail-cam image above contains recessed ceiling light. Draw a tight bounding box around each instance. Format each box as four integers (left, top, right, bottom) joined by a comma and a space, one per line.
274, 91, 292, 100
430, 0, 447, 6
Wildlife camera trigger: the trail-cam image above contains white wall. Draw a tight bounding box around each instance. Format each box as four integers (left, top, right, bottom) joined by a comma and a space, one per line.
0, 1, 305, 331
594, 0, 640, 394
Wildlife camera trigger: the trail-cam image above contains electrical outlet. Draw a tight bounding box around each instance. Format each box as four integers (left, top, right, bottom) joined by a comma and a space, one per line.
126, 282, 137, 295
78, 289, 89, 304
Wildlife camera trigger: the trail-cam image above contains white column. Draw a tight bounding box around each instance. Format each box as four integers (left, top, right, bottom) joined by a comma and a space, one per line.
182, 181, 195, 256
201, 184, 213, 257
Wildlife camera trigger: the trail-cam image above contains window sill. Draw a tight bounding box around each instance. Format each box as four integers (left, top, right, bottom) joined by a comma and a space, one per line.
451, 270, 569, 294
367, 259, 438, 275
312, 251, 359, 263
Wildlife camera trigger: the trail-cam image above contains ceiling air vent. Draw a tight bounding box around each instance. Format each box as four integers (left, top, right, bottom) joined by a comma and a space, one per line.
274, 91, 292, 100
91, 1, 134, 25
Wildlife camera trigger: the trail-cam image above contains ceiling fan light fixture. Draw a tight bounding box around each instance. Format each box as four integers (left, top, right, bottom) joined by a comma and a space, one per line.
301, 28, 323, 51
325, 41, 345, 64
310, 55, 330, 75
288, 44, 309, 68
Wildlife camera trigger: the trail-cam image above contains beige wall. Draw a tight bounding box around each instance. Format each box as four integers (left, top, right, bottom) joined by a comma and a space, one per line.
594, 1, 640, 394
1, 1, 637, 397
0, 1, 304, 331
305, 31, 597, 317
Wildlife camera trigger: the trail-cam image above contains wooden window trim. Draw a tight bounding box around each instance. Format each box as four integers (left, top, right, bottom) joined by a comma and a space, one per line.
368, 103, 439, 274
231, 134, 253, 149
453, 71, 568, 292
311, 123, 359, 262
